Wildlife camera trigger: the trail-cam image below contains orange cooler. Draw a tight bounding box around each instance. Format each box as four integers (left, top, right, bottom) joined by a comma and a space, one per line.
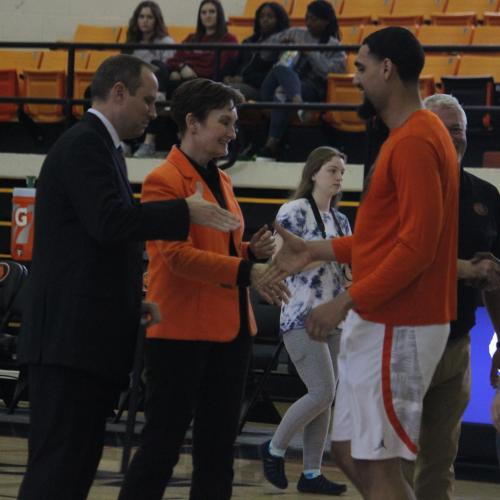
11, 187, 36, 261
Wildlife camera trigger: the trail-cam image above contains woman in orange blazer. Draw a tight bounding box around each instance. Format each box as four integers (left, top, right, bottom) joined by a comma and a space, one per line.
119, 78, 276, 500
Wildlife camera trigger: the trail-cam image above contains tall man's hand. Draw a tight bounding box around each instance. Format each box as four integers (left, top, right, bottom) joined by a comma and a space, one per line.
305, 290, 354, 342
258, 223, 314, 285
186, 182, 241, 232
250, 263, 290, 306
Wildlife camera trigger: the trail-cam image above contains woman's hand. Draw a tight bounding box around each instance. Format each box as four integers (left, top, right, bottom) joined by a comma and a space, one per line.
249, 225, 276, 260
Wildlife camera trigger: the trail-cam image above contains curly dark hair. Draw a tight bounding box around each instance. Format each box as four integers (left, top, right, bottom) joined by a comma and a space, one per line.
127, 1, 168, 43
252, 2, 290, 39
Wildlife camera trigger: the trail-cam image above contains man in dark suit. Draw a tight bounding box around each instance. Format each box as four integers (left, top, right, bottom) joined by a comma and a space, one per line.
16, 54, 240, 500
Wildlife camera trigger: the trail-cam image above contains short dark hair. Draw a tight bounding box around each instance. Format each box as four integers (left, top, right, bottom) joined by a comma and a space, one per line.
362, 26, 424, 83
90, 54, 154, 101
171, 78, 243, 135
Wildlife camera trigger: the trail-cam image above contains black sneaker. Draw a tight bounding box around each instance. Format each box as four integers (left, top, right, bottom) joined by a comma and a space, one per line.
297, 473, 347, 495
260, 440, 288, 489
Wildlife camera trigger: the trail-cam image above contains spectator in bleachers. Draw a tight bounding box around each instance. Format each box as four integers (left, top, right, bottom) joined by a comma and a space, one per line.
222, 2, 290, 101
259, 0, 346, 159
260, 146, 350, 495
166, 0, 238, 87
126, 1, 175, 158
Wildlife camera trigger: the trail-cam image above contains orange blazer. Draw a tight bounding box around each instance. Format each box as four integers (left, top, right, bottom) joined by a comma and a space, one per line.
143, 146, 257, 342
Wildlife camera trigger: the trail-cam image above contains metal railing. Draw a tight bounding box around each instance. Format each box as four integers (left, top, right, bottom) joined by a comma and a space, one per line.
2, 40, 500, 124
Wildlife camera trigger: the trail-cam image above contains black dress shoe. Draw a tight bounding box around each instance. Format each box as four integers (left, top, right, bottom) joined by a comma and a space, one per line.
297, 473, 347, 495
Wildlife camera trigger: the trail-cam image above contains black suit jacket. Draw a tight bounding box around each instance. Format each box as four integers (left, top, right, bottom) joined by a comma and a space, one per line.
18, 112, 190, 385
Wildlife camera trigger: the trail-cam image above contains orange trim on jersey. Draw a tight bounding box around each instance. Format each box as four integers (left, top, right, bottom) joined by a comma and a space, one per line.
381, 325, 418, 455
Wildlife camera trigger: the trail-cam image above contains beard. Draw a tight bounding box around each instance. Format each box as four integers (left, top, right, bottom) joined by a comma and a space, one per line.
357, 95, 378, 120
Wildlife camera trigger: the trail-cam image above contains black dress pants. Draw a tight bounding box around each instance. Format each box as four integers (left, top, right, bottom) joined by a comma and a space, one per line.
118, 332, 252, 500
18, 364, 119, 500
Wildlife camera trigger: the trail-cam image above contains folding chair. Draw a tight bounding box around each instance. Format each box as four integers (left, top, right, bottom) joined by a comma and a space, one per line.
0, 260, 28, 410
238, 291, 284, 433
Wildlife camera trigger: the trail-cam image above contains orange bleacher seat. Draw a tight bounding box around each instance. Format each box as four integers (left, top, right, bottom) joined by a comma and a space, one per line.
337, 16, 373, 27
73, 24, 121, 43
0, 69, 19, 121
378, 15, 424, 25
229, 25, 254, 43
340, 0, 393, 23
0, 50, 42, 94
417, 25, 474, 47
229, 0, 293, 26
431, 12, 477, 25
168, 26, 196, 43
390, 0, 446, 21
118, 26, 128, 43
470, 26, 500, 53
420, 54, 459, 83
445, 0, 499, 21
362, 23, 418, 40
23, 51, 88, 123
340, 25, 364, 47
457, 54, 500, 81
323, 73, 366, 132
483, 11, 500, 24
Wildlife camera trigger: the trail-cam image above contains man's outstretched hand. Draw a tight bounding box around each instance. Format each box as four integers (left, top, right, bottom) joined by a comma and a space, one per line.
186, 182, 241, 232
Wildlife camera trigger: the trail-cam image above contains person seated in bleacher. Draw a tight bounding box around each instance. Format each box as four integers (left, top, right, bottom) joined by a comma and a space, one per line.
126, 1, 175, 158
166, 0, 238, 90
222, 2, 290, 101
259, 0, 346, 159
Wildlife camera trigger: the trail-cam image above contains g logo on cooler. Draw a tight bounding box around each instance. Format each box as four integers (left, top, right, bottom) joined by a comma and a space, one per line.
15, 207, 28, 227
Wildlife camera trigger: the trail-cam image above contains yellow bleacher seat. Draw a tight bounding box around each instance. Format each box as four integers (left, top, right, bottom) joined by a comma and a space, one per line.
0, 50, 42, 95
417, 25, 474, 47
445, 0, 499, 21
362, 23, 417, 40
340, 25, 364, 46
340, 0, 393, 22
323, 73, 366, 133
378, 15, 424, 26
457, 54, 500, 81
483, 11, 500, 24
430, 12, 478, 25
337, 15, 373, 27
168, 26, 195, 43
420, 54, 460, 83
73, 24, 121, 43
390, 0, 446, 21
471, 25, 500, 53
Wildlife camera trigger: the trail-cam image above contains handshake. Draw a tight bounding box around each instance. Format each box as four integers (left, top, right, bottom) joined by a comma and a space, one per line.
463, 252, 500, 291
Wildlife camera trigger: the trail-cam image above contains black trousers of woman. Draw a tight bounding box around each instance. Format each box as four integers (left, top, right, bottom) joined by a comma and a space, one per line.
118, 331, 252, 500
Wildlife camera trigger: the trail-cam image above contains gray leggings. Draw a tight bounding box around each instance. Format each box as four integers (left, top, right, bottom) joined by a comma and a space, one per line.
271, 328, 340, 470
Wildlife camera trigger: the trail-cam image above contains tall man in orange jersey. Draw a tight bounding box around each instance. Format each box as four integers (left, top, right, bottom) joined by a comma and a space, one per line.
261, 27, 459, 500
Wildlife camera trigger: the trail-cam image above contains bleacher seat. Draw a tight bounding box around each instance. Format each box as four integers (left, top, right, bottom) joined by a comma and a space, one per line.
0, 70, 18, 121
73, 24, 121, 43
483, 11, 500, 24
23, 51, 87, 123
167, 25, 195, 43
362, 23, 417, 40
470, 25, 500, 52
340, 25, 364, 46
457, 54, 500, 81
444, 0, 499, 21
378, 15, 424, 26
390, 0, 446, 21
324, 73, 366, 133
421, 54, 460, 84
417, 25, 474, 47
229, 25, 254, 43
430, 12, 478, 25
339, 0, 393, 24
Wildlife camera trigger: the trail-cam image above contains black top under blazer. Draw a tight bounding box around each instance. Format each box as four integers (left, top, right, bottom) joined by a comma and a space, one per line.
18, 112, 190, 385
